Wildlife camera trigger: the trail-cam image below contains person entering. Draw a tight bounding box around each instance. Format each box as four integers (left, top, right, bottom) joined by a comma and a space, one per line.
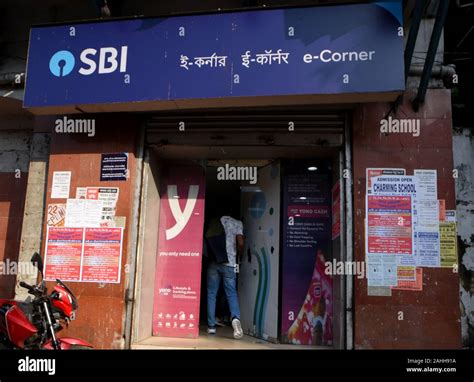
205, 211, 244, 339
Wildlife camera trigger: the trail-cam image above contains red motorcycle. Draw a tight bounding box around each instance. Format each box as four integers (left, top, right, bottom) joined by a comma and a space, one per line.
0, 253, 93, 350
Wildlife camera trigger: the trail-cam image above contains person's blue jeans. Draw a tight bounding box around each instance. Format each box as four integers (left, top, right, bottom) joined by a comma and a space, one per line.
207, 262, 240, 328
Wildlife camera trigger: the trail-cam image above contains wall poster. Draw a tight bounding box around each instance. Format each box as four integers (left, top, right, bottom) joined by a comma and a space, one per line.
281, 161, 333, 346
152, 166, 206, 338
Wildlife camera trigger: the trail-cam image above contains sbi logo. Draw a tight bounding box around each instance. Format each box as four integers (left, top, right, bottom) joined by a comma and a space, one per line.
49, 46, 128, 77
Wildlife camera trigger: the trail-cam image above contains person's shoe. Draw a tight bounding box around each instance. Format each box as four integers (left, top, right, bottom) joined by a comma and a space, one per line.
207, 327, 216, 335
231, 318, 243, 339
215, 317, 226, 327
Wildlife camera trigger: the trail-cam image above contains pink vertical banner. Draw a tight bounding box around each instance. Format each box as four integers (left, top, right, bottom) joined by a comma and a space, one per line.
153, 166, 206, 338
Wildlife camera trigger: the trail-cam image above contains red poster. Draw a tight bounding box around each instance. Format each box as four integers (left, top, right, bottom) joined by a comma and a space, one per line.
85, 187, 99, 200
44, 227, 84, 281
153, 166, 206, 338
438, 199, 446, 221
393, 268, 423, 291
81, 228, 123, 283
367, 195, 414, 255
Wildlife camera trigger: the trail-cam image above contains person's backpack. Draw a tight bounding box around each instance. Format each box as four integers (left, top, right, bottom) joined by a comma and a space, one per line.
204, 218, 228, 264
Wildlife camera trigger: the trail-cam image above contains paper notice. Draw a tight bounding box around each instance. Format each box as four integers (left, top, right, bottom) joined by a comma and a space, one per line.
65, 198, 103, 228
395, 266, 417, 282
414, 169, 437, 200
366, 195, 414, 255
65, 199, 86, 227
440, 221, 457, 268
97, 188, 119, 227
51, 171, 71, 199
416, 199, 441, 268
81, 227, 123, 283
367, 286, 392, 297
44, 227, 83, 282
85, 187, 119, 227
47, 203, 66, 227
367, 253, 398, 287
100, 153, 128, 181
392, 267, 423, 291
83, 199, 104, 227
76, 187, 87, 199
370, 175, 417, 197
370, 174, 418, 264
397, 254, 416, 267
44, 226, 124, 284
366, 168, 406, 194
445, 210, 456, 223
417, 199, 440, 231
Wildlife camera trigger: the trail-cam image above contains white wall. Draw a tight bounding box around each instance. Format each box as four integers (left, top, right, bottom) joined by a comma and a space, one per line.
453, 127, 474, 348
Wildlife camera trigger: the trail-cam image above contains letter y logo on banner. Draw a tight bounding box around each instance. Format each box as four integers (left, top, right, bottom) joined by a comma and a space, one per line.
166, 185, 199, 240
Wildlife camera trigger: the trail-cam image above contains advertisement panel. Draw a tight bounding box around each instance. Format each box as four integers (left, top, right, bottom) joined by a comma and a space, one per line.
281, 161, 333, 346
25, 3, 404, 110
152, 166, 206, 338
239, 163, 280, 341
331, 180, 341, 240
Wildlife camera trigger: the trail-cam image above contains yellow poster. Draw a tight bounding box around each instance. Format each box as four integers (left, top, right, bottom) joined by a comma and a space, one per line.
439, 221, 457, 268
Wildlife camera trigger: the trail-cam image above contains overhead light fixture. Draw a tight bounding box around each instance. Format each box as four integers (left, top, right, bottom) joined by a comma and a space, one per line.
308, 166, 318, 171
299, 197, 307, 200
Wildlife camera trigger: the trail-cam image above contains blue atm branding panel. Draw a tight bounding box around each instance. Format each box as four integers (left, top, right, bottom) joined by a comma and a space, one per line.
24, 2, 404, 109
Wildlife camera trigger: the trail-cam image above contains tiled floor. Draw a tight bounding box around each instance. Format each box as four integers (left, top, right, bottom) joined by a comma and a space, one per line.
132, 326, 326, 350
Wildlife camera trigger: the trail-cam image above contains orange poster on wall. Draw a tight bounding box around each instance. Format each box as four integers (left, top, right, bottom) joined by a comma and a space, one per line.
392, 267, 423, 291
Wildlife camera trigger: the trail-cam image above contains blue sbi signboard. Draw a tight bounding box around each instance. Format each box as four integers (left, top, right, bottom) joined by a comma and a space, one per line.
24, 2, 404, 110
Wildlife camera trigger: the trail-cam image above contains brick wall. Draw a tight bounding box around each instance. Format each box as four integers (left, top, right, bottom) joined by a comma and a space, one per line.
352, 89, 461, 349
42, 115, 140, 349
0, 131, 31, 299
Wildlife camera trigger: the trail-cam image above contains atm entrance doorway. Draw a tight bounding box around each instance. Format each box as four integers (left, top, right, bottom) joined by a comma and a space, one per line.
132, 115, 350, 350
